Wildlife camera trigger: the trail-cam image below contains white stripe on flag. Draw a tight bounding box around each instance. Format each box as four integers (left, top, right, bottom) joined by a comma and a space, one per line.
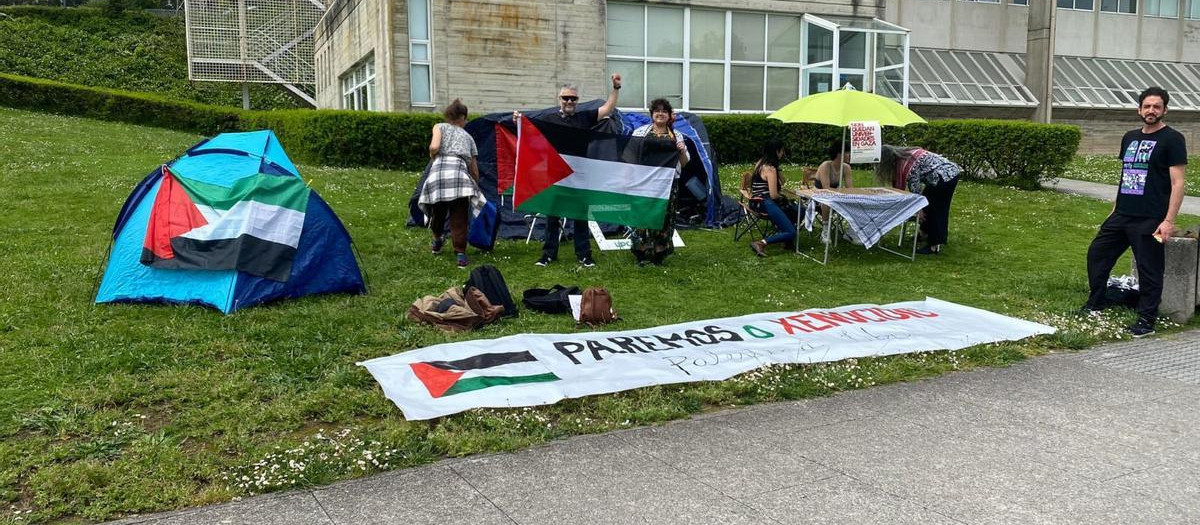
559, 155, 675, 200
184, 200, 305, 248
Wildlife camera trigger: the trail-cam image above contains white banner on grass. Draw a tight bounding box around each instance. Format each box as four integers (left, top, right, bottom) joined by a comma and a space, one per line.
359, 298, 1055, 420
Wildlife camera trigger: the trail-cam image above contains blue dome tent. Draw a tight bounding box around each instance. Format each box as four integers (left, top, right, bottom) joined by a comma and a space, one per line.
96, 130, 366, 313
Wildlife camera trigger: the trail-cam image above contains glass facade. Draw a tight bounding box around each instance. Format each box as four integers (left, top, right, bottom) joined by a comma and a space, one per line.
905, 47, 1200, 111
1145, 0, 1179, 17
605, 4, 910, 112
1051, 55, 1200, 110
904, 48, 1036, 106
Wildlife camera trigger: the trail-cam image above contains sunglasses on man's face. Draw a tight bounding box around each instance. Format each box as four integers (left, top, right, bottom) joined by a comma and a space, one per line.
560, 96, 579, 102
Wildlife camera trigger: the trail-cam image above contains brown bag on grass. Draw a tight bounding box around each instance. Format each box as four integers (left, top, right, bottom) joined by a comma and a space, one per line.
407, 286, 502, 332
578, 287, 618, 327
463, 286, 503, 325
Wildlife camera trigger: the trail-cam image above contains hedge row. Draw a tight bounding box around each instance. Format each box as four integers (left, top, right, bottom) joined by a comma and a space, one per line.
897, 119, 1081, 189
0, 73, 440, 170
707, 113, 1081, 189
0, 73, 1080, 186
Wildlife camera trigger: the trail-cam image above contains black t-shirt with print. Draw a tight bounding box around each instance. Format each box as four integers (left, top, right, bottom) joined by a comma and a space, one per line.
1115, 125, 1187, 219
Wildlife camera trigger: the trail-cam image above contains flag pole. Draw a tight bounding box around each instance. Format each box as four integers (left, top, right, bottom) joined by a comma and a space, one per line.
838, 126, 848, 188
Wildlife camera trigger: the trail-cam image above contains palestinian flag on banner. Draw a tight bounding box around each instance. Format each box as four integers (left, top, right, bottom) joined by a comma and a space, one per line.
410, 351, 560, 398
141, 166, 310, 282
514, 115, 678, 229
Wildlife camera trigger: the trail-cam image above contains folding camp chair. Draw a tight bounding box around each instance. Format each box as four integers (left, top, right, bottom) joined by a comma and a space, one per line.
732, 171, 777, 242
525, 214, 567, 243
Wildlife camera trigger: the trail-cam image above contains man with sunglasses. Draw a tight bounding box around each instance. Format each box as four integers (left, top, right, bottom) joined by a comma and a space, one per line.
518, 74, 622, 267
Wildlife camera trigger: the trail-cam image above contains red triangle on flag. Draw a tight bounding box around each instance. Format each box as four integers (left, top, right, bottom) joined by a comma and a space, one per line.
494, 122, 517, 195
409, 362, 465, 398
513, 115, 574, 209
143, 166, 209, 260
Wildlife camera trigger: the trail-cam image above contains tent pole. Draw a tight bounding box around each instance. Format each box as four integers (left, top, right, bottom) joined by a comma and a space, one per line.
90, 239, 114, 306
838, 126, 848, 188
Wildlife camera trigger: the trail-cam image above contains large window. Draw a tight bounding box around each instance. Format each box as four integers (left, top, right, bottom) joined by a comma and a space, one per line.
1186, 0, 1200, 17
606, 4, 909, 112
1146, 0, 1179, 17
408, 0, 433, 105
1100, 0, 1136, 13
341, 57, 375, 110
1057, 0, 1094, 10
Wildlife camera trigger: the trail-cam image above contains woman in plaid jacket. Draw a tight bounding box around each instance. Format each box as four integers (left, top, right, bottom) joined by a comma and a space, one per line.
419, 99, 484, 267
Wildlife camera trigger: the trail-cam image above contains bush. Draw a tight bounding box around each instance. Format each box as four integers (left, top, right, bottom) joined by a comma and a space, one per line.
0, 72, 1080, 183
0, 73, 242, 134
697, 114, 843, 166
0, 73, 441, 170
701, 114, 1079, 190
243, 110, 441, 170
894, 120, 1081, 189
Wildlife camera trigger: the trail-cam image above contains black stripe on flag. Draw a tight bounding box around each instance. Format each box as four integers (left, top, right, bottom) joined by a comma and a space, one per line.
528, 118, 677, 169
425, 351, 537, 371
150, 235, 297, 282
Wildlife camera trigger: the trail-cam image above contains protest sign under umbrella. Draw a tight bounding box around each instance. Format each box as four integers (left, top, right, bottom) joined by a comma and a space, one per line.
768, 85, 925, 187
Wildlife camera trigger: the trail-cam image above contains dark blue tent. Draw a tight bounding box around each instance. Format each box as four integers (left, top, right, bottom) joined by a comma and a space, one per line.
96, 131, 366, 313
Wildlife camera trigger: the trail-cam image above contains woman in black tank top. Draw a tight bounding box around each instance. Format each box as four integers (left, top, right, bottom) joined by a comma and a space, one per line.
748, 138, 797, 257
815, 139, 853, 190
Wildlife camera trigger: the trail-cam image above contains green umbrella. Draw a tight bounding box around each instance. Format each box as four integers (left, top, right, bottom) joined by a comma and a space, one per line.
768, 86, 925, 187
767, 86, 926, 126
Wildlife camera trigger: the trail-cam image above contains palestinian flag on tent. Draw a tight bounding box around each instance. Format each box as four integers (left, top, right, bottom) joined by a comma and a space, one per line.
514, 115, 678, 229
410, 350, 560, 398
141, 166, 310, 282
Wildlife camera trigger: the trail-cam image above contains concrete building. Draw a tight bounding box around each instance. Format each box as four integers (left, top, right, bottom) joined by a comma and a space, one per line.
313, 0, 1200, 152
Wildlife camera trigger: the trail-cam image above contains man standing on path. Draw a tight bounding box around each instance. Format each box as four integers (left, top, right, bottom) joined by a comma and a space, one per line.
517, 74, 622, 268
1082, 86, 1187, 338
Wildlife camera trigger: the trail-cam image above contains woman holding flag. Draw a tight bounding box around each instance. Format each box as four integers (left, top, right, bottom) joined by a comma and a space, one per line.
420, 99, 484, 268
629, 98, 689, 266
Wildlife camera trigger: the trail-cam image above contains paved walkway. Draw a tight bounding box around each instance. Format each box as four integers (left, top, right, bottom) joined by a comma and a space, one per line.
1049, 177, 1200, 216
110, 330, 1200, 525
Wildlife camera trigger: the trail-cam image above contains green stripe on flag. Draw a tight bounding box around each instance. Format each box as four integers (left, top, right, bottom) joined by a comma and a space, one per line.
442, 372, 560, 396
176, 174, 309, 212
518, 185, 669, 229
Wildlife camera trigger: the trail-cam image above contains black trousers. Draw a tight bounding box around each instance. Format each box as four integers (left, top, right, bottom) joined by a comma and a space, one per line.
542, 216, 592, 260
1085, 213, 1164, 323
920, 176, 958, 246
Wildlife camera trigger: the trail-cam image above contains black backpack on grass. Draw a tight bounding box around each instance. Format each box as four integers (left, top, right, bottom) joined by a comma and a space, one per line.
522, 285, 580, 314
465, 264, 518, 317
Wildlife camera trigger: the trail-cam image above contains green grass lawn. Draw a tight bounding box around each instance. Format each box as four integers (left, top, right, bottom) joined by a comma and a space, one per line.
0, 106, 1191, 523
1063, 154, 1200, 197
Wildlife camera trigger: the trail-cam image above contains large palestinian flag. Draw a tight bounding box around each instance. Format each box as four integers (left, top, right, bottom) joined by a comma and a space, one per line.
140, 166, 310, 282
410, 350, 560, 398
514, 115, 678, 229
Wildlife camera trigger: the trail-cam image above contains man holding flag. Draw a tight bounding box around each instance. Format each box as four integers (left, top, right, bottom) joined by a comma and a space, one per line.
515, 74, 622, 268
513, 77, 680, 260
